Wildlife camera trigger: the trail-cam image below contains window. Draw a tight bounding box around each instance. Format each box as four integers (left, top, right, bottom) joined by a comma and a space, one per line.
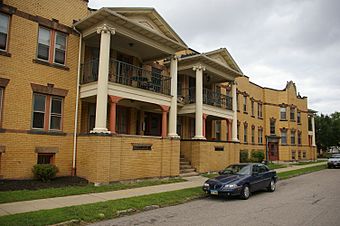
290, 107, 295, 121
298, 151, 301, 160
37, 153, 54, 164
270, 119, 276, 135
32, 93, 63, 131
0, 13, 10, 51
236, 93, 239, 111
215, 120, 221, 140
0, 87, 3, 126
302, 151, 306, 159
251, 100, 254, 116
280, 107, 286, 120
251, 126, 255, 144
237, 122, 240, 140
292, 151, 296, 160
37, 27, 67, 65
291, 130, 296, 145
298, 131, 302, 145
297, 111, 301, 124
244, 124, 248, 143
117, 106, 128, 134
243, 96, 247, 112
258, 128, 263, 144
281, 129, 287, 145
257, 103, 263, 118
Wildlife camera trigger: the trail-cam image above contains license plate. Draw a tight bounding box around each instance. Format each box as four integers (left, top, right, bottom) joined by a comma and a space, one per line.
211, 190, 218, 195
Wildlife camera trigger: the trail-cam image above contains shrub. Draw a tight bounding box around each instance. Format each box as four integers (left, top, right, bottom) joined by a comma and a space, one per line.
250, 150, 265, 163
240, 150, 249, 163
32, 164, 59, 182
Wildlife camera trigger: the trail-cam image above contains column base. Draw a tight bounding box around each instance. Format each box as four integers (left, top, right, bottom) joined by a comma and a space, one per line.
232, 138, 240, 142
90, 128, 111, 134
193, 135, 206, 140
168, 133, 180, 139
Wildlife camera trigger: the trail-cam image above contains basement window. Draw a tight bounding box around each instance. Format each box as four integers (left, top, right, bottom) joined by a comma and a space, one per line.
37, 153, 55, 164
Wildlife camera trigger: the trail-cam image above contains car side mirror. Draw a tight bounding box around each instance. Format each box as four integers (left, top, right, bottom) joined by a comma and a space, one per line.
218, 170, 223, 175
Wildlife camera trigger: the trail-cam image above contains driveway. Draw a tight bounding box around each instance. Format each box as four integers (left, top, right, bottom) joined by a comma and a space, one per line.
91, 169, 340, 226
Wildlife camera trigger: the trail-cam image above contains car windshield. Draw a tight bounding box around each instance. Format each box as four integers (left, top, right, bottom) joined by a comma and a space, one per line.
223, 164, 252, 175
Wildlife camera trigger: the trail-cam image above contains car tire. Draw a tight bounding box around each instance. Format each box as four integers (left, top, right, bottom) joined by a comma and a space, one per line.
328, 165, 333, 169
240, 184, 250, 200
267, 178, 276, 192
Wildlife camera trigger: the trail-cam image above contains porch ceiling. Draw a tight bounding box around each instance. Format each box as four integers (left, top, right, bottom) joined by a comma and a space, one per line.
74, 8, 187, 61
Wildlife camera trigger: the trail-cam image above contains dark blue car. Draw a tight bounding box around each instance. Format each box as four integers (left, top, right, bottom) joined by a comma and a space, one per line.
202, 163, 277, 200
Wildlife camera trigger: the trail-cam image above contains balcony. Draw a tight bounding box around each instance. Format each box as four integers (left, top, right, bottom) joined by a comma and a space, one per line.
178, 87, 232, 110
81, 59, 171, 96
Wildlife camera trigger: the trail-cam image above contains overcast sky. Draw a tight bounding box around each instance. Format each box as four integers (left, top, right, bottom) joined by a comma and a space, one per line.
89, 0, 340, 115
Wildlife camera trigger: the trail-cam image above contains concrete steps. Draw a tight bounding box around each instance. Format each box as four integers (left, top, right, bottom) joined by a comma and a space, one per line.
179, 156, 199, 177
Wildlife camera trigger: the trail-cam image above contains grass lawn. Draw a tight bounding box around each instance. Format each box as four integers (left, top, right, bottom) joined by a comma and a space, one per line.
277, 164, 327, 180
290, 160, 327, 166
0, 187, 205, 226
0, 178, 186, 204
267, 163, 288, 170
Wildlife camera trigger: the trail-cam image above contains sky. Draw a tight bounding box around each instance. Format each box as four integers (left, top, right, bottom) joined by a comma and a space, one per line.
88, 0, 340, 115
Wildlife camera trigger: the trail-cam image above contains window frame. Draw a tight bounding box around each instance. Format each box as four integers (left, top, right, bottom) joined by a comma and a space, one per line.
32, 93, 47, 130
37, 26, 68, 66
280, 107, 287, 120
37, 153, 55, 164
32, 93, 64, 131
0, 12, 10, 52
257, 103, 263, 118
281, 129, 287, 145
297, 111, 301, 124
243, 95, 247, 112
291, 130, 296, 145
290, 107, 295, 121
0, 87, 3, 127
251, 126, 255, 144
244, 124, 248, 143
258, 128, 263, 144
251, 100, 254, 116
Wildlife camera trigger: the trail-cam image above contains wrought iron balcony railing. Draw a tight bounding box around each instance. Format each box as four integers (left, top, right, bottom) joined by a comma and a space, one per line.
81, 59, 171, 95
178, 87, 232, 110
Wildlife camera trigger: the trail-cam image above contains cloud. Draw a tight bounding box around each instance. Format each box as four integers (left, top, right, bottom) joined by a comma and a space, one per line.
88, 0, 340, 114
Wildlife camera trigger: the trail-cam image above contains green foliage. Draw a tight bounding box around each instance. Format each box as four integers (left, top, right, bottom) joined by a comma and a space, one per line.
250, 150, 265, 163
32, 164, 59, 182
240, 150, 249, 163
315, 112, 340, 150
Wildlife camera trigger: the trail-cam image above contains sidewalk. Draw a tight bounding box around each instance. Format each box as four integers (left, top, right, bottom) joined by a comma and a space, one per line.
0, 176, 206, 217
0, 162, 326, 217
274, 161, 326, 173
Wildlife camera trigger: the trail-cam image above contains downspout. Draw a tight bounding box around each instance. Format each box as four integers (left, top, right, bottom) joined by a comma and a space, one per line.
72, 27, 82, 176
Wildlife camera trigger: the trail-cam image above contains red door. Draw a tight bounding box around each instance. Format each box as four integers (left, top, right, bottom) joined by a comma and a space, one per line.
269, 142, 279, 161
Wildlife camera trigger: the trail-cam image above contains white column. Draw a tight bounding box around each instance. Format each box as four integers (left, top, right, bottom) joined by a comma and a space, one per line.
311, 115, 316, 146
91, 24, 115, 133
193, 65, 206, 140
168, 55, 179, 138
232, 82, 239, 141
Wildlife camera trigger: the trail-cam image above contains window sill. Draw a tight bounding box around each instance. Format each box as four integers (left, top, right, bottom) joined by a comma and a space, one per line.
243, 111, 248, 114
297, 123, 302, 125
0, 51, 11, 57
251, 115, 255, 118
290, 120, 296, 122
33, 59, 70, 71
280, 119, 288, 121
28, 129, 66, 136
258, 116, 263, 120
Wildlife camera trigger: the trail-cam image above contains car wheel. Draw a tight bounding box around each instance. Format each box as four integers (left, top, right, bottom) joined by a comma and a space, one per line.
328, 165, 333, 169
240, 184, 250, 200
267, 179, 276, 192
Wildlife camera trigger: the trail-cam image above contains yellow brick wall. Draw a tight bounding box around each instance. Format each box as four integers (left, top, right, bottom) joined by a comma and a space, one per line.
77, 135, 180, 183
181, 141, 240, 173
0, 2, 82, 179
0, 133, 73, 178
234, 76, 315, 161
4, 0, 89, 27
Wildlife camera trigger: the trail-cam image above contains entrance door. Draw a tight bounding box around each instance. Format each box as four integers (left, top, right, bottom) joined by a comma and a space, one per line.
268, 142, 279, 161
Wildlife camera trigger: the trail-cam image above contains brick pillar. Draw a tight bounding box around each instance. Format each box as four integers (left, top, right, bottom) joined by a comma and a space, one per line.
109, 96, 122, 134
160, 105, 170, 138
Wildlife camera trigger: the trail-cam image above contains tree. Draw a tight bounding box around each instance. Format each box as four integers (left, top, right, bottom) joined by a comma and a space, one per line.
315, 112, 340, 150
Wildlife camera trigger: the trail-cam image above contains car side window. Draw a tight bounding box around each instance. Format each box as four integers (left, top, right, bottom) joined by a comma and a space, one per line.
258, 164, 268, 173
252, 165, 259, 173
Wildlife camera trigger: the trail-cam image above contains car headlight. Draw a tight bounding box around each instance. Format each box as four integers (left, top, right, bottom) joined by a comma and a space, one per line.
203, 183, 209, 187
223, 184, 238, 189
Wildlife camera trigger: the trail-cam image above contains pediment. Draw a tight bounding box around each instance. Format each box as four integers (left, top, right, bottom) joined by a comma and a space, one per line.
205, 48, 243, 74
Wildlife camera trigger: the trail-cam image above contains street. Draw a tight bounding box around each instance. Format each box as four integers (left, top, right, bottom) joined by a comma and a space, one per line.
91, 169, 340, 226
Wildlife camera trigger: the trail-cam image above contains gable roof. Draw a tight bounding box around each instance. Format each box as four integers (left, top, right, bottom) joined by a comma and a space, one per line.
204, 48, 243, 74
107, 7, 187, 48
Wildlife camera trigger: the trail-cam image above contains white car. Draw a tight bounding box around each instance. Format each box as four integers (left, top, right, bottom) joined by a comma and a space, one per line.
328, 154, 340, 168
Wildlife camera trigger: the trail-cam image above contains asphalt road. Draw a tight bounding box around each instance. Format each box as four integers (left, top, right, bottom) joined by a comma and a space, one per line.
91, 169, 340, 226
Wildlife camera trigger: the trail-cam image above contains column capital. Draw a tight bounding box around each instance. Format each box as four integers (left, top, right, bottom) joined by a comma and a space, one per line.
170, 54, 178, 61
109, 96, 122, 104
203, 113, 208, 120
160, 105, 170, 112
97, 24, 115, 35
231, 81, 238, 85
193, 65, 206, 71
